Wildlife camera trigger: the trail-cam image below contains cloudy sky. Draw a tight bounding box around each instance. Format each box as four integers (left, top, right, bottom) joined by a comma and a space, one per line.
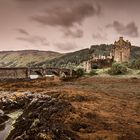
0, 0, 140, 52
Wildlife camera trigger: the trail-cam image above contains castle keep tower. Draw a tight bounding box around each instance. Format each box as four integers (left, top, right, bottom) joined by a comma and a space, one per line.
113, 37, 131, 63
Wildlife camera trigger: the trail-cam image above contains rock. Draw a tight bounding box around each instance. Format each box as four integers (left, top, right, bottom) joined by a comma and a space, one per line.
37, 133, 52, 140
0, 110, 9, 124
0, 109, 4, 116
0, 109, 9, 124
6, 97, 79, 140
28, 98, 38, 106
30, 119, 40, 128
14, 135, 24, 140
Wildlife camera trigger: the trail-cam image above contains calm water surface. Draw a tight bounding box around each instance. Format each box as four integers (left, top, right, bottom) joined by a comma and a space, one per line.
0, 110, 23, 140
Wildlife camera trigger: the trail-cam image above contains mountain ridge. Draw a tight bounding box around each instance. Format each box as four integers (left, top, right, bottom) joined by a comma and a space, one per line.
0, 45, 139, 68
34, 44, 140, 68
0, 50, 62, 67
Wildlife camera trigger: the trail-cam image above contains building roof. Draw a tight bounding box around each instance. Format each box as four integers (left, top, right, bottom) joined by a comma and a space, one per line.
114, 37, 131, 47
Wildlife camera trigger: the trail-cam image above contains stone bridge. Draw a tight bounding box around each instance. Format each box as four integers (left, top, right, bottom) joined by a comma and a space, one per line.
0, 67, 74, 79
30, 67, 73, 77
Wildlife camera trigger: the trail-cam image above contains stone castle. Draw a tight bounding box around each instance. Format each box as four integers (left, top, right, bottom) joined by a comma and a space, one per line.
113, 37, 131, 63
83, 37, 131, 72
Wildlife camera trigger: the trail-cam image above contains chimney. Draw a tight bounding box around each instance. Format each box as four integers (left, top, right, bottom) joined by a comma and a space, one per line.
119, 37, 123, 40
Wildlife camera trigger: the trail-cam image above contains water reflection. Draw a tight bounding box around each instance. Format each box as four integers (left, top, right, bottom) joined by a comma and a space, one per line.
0, 119, 13, 140
0, 123, 6, 131
0, 110, 23, 140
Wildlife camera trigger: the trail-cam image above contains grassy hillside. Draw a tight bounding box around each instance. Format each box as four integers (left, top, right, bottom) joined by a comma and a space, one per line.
0, 45, 139, 68
0, 50, 62, 67
35, 45, 140, 68
34, 48, 91, 68
131, 46, 140, 60
34, 44, 113, 68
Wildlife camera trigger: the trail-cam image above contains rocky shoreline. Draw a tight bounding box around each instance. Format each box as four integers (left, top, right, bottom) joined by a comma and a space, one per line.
0, 91, 80, 140
0, 77, 140, 140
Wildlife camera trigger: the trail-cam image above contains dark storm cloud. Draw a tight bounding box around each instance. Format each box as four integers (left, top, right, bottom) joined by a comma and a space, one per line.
15, 0, 101, 40
31, 2, 101, 28
16, 35, 49, 46
106, 21, 139, 38
15, 0, 49, 4
16, 28, 30, 36
16, 28, 49, 46
54, 42, 79, 51
15, 0, 53, 3
98, 0, 140, 7
1, 0, 140, 51
63, 28, 83, 38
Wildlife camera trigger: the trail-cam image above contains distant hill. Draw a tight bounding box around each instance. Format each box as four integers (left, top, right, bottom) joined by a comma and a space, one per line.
34, 45, 140, 68
0, 45, 139, 68
34, 48, 92, 68
34, 44, 113, 68
131, 46, 140, 60
0, 50, 62, 67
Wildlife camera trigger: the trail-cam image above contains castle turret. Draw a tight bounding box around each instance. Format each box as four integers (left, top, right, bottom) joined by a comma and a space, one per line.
83, 60, 92, 73
113, 37, 131, 63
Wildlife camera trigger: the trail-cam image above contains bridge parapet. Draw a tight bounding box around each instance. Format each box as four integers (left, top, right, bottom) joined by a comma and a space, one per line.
0, 67, 75, 80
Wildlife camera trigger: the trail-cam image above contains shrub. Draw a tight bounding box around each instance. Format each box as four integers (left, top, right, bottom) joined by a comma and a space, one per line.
122, 62, 129, 67
91, 64, 99, 69
108, 63, 127, 75
129, 59, 140, 69
137, 71, 140, 75
76, 68, 84, 77
89, 70, 98, 76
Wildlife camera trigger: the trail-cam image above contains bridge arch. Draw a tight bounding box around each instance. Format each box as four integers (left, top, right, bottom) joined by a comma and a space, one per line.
29, 69, 44, 79
45, 70, 59, 76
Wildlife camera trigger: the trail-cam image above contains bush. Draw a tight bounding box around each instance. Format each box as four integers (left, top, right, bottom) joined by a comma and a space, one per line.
108, 63, 127, 75
91, 64, 99, 69
137, 71, 140, 75
89, 70, 98, 76
76, 68, 84, 77
129, 59, 140, 69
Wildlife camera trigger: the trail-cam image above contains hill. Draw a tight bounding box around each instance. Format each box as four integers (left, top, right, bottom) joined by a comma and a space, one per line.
0, 45, 139, 68
0, 50, 62, 67
34, 45, 140, 68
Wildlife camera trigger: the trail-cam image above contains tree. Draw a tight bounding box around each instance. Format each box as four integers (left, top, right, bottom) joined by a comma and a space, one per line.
129, 59, 140, 69
76, 68, 84, 77
89, 70, 98, 76
108, 63, 127, 75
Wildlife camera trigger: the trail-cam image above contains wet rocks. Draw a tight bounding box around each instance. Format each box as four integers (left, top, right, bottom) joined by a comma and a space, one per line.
6, 97, 79, 140
0, 96, 29, 113
0, 109, 9, 124
0, 109, 4, 116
